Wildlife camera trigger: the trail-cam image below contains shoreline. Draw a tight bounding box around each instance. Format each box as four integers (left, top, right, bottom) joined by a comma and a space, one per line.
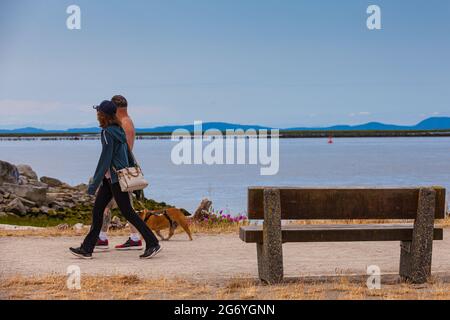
1, 129, 450, 140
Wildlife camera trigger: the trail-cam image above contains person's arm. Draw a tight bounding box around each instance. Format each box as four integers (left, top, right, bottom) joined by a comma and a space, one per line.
87, 130, 114, 195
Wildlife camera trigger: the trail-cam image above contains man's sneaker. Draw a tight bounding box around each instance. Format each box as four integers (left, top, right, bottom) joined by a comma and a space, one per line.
115, 238, 143, 250
94, 239, 109, 252
140, 244, 162, 259
69, 247, 93, 259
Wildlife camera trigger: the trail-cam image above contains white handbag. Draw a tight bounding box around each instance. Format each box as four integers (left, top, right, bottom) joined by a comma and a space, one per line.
113, 146, 149, 192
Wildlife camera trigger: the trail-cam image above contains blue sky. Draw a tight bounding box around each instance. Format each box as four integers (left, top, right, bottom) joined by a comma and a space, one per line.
0, 0, 449, 129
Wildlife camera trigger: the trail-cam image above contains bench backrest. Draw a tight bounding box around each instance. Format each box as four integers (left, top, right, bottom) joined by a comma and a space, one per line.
248, 187, 446, 220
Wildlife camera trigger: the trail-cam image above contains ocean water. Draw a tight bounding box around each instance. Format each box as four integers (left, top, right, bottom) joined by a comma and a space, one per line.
1, 137, 449, 215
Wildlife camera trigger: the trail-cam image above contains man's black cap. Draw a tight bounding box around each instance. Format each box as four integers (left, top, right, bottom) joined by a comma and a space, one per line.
93, 100, 117, 115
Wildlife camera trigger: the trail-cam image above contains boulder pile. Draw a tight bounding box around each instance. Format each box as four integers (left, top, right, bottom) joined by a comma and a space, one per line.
0, 160, 94, 218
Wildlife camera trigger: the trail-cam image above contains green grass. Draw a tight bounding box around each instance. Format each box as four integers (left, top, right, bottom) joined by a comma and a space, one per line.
0, 197, 174, 228
0, 215, 85, 227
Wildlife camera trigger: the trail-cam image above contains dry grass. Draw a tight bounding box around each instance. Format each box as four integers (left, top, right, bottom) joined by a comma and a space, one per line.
1, 217, 449, 238
292, 218, 450, 226
0, 226, 118, 237
0, 220, 248, 237
2, 274, 450, 300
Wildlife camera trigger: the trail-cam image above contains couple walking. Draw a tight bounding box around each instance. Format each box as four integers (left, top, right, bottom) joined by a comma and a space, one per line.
70, 95, 161, 259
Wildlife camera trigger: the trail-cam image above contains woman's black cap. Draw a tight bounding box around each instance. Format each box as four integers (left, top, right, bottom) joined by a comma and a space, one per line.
93, 100, 117, 115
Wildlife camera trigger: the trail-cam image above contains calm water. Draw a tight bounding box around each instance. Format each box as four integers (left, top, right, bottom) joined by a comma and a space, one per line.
1, 137, 449, 214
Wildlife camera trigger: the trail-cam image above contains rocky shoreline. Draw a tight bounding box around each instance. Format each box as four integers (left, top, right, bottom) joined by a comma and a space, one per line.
0, 160, 95, 220
0, 160, 170, 222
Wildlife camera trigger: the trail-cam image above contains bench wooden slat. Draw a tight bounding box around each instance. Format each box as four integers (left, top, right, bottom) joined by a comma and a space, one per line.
248, 187, 446, 220
240, 224, 444, 243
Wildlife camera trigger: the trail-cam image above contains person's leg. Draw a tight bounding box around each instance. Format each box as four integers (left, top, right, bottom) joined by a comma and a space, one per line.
128, 193, 141, 241
99, 200, 114, 241
114, 193, 143, 250
81, 179, 113, 253
129, 225, 140, 241
111, 183, 159, 249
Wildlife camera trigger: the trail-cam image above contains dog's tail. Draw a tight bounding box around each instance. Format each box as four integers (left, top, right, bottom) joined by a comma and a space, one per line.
180, 208, 191, 216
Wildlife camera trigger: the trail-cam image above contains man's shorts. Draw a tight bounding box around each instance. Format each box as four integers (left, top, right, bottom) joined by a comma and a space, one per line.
106, 192, 134, 210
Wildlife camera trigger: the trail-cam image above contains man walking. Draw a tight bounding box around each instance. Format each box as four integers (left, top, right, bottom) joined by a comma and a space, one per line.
95, 95, 144, 251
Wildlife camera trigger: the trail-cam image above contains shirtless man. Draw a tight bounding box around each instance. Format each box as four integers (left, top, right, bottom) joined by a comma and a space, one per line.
95, 95, 143, 250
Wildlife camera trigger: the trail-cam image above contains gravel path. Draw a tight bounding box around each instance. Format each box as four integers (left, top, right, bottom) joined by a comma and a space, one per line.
1, 230, 450, 281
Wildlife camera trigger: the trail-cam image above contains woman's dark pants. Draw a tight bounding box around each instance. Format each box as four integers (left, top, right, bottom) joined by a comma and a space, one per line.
81, 178, 159, 253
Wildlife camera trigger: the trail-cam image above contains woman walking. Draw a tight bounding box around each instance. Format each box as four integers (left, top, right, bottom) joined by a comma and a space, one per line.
70, 100, 161, 259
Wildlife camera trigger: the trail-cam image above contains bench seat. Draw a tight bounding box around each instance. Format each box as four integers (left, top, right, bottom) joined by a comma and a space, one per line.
240, 224, 444, 243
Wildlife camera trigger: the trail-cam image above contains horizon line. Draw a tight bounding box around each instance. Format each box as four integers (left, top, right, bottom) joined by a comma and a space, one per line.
0, 115, 449, 132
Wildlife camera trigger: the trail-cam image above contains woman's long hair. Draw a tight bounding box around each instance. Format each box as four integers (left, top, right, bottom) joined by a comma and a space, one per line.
97, 111, 122, 129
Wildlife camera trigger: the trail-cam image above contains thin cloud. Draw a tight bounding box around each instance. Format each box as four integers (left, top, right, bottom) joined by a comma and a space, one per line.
349, 111, 371, 117
0, 99, 175, 129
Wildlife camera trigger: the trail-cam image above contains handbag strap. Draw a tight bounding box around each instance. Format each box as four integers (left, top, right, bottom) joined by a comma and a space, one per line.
125, 142, 140, 168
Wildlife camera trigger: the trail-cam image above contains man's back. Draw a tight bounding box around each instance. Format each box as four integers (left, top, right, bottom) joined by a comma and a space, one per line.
120, 115, 135, 151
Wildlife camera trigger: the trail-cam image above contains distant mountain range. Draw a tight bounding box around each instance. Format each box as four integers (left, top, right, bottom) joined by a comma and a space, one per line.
1, 117, 450, 134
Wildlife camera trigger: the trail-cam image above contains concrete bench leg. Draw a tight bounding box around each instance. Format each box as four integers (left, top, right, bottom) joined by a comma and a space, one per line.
399, 187, 436, 284
256, 188, 283, 284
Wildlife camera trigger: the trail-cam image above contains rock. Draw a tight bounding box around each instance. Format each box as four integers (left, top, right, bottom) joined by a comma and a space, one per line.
0, 212, 7, 217
49, 200, 68, 210
110, 216, 125, 230
46, 193, 61, 203
0, 160, 19, 184
3, 212, 19, 218
47, 209, 57, 216
39, 206, 50, 214
7, 193, 17, 199
30, 207, 41, 214
61, 183, 75, 190
72, 223, 84, 230
40, 176, 63, 187
16, 164, 38, 180
16, 196, 36, 208
28, 180, 48, 188
18, 176, 29, 185
2, 183, 47, 206
5, 198, 27, 215
57, 223, 70, 230
75, 183, 88, 192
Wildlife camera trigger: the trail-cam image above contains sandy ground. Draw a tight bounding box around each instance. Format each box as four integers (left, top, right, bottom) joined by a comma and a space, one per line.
1, 230, 450, 282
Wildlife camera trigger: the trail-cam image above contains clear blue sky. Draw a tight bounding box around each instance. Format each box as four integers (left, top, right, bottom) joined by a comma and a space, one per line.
0, 0, 449, 129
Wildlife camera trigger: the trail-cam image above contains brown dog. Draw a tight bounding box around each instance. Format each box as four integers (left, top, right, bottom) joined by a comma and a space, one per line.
139, 208, 193, 241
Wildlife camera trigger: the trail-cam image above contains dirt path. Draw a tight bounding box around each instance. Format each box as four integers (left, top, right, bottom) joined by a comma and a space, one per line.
1, 230, 450, 281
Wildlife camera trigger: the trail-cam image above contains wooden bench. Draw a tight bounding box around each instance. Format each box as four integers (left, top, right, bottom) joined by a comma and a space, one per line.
239, 187, 446, 284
